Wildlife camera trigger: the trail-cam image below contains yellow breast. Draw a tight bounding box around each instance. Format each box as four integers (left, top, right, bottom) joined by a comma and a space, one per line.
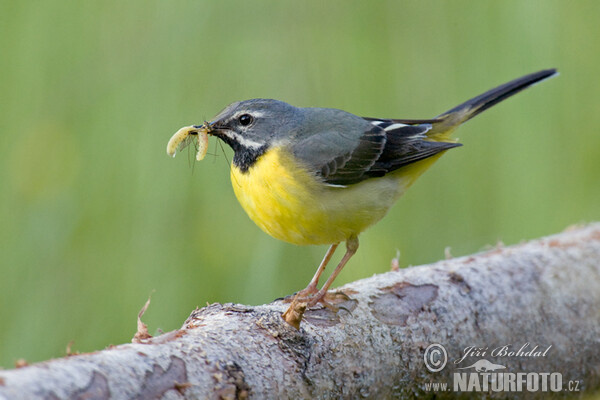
230, 147, 439, 246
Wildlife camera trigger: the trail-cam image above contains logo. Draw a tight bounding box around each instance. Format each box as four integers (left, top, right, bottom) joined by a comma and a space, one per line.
424, 343, 447, 372
421, 343, 582, 394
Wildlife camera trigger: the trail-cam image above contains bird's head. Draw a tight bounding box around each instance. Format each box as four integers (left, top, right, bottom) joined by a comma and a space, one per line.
206, 99, 302, 171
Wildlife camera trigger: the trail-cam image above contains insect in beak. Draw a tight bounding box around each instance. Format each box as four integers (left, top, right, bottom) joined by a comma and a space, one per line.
167, 125, 210, 161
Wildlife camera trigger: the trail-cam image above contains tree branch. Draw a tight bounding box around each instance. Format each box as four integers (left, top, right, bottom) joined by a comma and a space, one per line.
1, 224, 599, 399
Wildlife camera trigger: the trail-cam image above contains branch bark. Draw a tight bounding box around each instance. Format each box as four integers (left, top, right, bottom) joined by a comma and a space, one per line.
1, 224, 599, 399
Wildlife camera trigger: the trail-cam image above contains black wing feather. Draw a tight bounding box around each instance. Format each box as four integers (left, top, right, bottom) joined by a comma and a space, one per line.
318, 125, 387, 185
323, 121, 460, 185
362, 120, 461, 179
367, 140, 461, 177
292, 118, 460, 186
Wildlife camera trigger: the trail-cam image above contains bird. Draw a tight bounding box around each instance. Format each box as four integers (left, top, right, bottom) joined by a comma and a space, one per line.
171, 69, 557, 314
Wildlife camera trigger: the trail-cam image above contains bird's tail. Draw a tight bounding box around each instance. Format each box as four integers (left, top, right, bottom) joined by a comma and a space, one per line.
429, 69, 557, 138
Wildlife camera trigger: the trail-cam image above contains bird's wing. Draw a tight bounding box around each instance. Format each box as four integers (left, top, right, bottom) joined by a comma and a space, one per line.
362, 117, 442, 125
290, 122, 387, 186
365, 119, 462, 178
290, 111, 460, 186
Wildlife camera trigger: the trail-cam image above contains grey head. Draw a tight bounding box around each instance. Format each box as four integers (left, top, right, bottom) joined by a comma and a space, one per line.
208, 99, 304, 171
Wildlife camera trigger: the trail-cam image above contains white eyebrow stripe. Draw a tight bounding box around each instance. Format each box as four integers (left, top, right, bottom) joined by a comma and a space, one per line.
370, 120, 385, 126
232, 110, 266, 120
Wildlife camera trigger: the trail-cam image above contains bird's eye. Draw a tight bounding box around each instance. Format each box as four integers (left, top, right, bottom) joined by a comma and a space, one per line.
238, 114, 253, 126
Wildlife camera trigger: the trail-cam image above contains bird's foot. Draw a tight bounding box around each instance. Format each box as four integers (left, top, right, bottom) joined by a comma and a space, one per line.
281, 284, 319, 303
282, 288, 350, 309
306, 290, 350, 309
282, 290, 353, 328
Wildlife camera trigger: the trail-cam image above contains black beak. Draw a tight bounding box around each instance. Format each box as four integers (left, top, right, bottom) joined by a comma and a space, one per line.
193, 120, 218, 134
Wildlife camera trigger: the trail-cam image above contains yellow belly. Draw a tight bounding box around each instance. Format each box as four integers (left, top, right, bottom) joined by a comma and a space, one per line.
230, 147, 443, 245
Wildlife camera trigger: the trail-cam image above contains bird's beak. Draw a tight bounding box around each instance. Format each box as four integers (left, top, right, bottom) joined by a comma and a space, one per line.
198, 121, 231, 145
193, 121, 214, 134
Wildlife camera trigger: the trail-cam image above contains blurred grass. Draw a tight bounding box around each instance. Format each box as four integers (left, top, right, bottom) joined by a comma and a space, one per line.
0, 0, 599, 368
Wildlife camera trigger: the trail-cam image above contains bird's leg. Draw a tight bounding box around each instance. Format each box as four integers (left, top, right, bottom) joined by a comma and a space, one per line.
300, 243, 339, 295
308, 236, 359, 307
283, 243, 338, 303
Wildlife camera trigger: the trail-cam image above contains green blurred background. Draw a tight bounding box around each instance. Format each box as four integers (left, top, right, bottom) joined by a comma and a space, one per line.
1, 1, 598, 368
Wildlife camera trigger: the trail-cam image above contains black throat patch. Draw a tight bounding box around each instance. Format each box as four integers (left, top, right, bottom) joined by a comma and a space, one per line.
212, 130, 268, 172
232, 144, 268, 172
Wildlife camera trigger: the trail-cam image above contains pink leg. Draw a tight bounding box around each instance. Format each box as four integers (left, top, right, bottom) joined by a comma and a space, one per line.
301, 243, 339, 295
308, 236, 359, 306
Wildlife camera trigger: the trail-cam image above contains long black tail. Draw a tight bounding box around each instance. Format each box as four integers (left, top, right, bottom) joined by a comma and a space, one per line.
435, 69, 557, 129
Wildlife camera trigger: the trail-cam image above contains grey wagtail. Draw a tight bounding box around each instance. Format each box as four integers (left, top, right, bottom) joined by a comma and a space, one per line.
168, 69, 557, 315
